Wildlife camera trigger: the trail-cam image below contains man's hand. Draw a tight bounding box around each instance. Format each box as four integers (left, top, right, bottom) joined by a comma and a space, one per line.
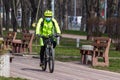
54, 33, 61, 37
36, 34, 41, 37
36, 34, 45, 38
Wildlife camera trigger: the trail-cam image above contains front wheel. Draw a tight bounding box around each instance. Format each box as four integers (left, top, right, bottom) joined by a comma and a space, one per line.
41, 51, 47, 71
48, 47, 54, 73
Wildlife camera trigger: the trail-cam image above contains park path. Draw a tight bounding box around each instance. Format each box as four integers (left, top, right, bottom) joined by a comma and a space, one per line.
10, 55, 120, 80
61, 33, 87, 40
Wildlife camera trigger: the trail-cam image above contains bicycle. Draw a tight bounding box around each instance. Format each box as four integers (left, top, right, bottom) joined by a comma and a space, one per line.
38, 34, 58, 73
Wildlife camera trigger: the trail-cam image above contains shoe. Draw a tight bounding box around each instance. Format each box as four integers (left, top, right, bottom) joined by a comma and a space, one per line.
40, 63, 43, 67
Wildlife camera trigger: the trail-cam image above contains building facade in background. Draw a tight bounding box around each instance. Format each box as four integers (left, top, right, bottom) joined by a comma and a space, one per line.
68, 0, 82, 30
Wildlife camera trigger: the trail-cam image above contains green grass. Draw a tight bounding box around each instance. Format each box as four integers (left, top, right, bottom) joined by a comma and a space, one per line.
0, 77, 27, 80
92, 59, 120, 73
109, 50, 120, 57
60, 38, 76, 47
55, 47, 80, 56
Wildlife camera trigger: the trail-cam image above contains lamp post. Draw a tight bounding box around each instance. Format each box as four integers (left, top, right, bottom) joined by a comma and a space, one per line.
104, 0, 107, 20
51, 0, 54, 18
74, 0, 76, 17
51, 0, 60, 45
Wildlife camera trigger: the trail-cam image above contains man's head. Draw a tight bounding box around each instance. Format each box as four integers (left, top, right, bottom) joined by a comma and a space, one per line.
44, 10, 53, 22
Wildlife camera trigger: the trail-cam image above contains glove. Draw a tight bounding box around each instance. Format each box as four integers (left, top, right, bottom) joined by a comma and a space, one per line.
36, 34, 41, 37
54, 33, 60, 37
36, 34, 45, 38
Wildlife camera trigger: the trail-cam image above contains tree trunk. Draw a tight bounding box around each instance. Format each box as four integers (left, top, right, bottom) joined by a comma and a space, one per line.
58, 0, 63, 30
47, 0, 51, 10
0, 17, 2, 36
29, 0, 37, 25
21, 0, 29, 30
81, 0, 86, 31
3, 0, 11, 31
0, 0, 3, 36
107, 0, 114, 18
118, 0, 120, 17
63, 0, 68, 30
10, 0, 18, 32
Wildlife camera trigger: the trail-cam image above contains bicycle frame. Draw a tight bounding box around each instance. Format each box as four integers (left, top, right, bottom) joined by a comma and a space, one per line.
44, 37, 53, 49
42, 36, 55, 73
44, 37, 54, 61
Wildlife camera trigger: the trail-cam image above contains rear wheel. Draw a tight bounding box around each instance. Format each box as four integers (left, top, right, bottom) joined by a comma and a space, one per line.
48, 47, 54, 73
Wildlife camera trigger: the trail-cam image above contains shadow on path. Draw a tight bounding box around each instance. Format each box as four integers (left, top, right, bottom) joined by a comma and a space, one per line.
21, 68, 43, 72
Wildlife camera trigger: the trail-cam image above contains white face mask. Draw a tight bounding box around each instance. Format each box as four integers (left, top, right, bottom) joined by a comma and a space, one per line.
45, 18, 51, 22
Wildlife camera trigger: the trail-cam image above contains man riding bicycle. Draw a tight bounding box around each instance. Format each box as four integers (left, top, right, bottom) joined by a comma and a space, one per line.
36, 10, 61, 66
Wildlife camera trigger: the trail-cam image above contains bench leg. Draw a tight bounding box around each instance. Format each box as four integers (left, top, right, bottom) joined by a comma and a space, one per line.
29, 46, 32, 54
92, 52, 97, 66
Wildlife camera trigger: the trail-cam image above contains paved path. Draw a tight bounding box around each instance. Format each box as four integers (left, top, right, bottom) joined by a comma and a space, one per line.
61, 34, 87, 40
10, 55, 120, 80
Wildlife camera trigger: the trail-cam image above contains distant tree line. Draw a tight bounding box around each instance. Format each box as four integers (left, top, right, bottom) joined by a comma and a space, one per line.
0, 0, 120, 50
0, 0, 82, 35
81, 0, 120, 50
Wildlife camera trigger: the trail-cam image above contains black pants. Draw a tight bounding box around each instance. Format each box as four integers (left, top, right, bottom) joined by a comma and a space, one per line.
40, 41, 56, 63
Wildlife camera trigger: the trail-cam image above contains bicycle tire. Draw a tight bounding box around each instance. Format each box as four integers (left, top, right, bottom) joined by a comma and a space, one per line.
41, 51, 47, 71
48, 47, 54, 73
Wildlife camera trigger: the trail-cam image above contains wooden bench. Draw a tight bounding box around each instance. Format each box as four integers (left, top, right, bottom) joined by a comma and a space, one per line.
80, 37, 111, 66
12, 39, 22, 53
21, 33, 34, 54
0, 37, 4, 50
3, 32, 17, 49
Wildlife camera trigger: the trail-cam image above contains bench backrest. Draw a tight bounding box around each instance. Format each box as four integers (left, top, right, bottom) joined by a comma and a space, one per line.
92, 37, 111, 55
22, 33, 34, 47
6, 32, 17, 41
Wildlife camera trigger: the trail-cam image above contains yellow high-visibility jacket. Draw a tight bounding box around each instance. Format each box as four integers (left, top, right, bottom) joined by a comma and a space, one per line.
36, 18, 61, 46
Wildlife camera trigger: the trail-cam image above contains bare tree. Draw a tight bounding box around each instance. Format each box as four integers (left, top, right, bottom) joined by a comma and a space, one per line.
118, 0, 120, 17
10, 0, 19, 32
1, 0, 83, 32
62, 0, 68, 30
0, 0, 3, 36
2, 0, 11, 31
81, 0, 106, 40
47, 0, 51, 10
106, 0, 120, 51
21, 0, 30, 30
81, 0, 86, 31
29, 0, 38, 25
54, 0, 63, 30
107, 0, 114, 18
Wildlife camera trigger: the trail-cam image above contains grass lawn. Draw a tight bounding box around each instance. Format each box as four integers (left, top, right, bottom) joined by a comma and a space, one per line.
92, 59, 120, 73
0, 77, 27, 80
109, 50, 120, 57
